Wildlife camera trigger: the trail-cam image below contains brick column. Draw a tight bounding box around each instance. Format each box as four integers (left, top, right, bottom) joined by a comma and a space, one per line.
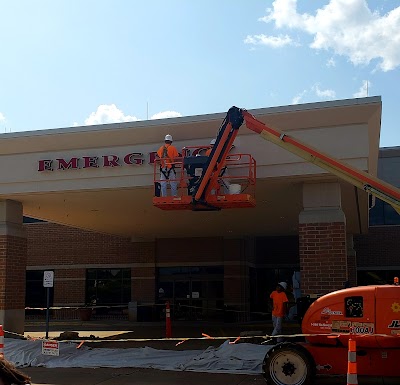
131, 241, 156, 304
224, 238, 249, 322
0, 200, 26, 334
299, 183, 347, 296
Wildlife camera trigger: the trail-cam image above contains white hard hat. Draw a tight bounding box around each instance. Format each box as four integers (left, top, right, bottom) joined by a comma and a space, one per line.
165, 134, 173, 142
210, 139, 216, 145
278, 282, 287, 290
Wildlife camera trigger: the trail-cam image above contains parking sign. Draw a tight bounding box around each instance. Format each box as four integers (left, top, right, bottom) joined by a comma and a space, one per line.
43, 271, 54, 288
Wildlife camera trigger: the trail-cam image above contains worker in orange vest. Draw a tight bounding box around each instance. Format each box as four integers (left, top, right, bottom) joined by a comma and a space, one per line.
157, 134, 179, 197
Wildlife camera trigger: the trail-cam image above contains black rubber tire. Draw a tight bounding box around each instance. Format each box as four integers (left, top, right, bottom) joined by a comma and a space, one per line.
262, 343, 316, 385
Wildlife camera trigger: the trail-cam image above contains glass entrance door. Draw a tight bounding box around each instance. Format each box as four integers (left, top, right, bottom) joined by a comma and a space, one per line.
158, 266, 224, 321
172, 279, 205, 320
174, 279, 192, 320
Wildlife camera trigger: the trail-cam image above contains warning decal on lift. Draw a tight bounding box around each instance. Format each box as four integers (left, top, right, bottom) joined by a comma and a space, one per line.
332, 320, 375, 334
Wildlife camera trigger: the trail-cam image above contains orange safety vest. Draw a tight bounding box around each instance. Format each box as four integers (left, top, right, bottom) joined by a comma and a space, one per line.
157, 144, 179, 171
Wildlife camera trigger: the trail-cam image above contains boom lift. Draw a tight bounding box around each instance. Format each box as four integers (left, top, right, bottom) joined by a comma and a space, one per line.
262, 281, 400, 384
153, 107, 400, 384
153, 106, 400, 214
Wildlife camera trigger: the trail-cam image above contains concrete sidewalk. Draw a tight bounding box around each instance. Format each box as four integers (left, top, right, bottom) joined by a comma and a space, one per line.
22, 367, 399, 385
23, 319, 286, 350
24, 319, 281, 337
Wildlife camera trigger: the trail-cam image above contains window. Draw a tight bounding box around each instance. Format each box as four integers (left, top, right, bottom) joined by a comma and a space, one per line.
345, 296, 363, 318
86, 268, 131, 305
26, 270, 54, 308
157, 266, 224, 321
369, 199, 400, 226
158, 266, 223, 276
23, 216, 46, 223
358, 270, 400, 286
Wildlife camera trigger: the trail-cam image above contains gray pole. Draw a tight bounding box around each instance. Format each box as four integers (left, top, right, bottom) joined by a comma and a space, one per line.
45, 287, 50, 339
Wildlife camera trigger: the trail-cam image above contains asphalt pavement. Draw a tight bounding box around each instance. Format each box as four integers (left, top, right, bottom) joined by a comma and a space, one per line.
22, 367, 399, 385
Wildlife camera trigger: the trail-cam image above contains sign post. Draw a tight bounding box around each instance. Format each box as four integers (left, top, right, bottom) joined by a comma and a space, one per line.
43, 271, 54, 339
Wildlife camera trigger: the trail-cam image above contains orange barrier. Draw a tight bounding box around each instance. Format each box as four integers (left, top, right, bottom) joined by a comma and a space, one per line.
347, 338, 358, 385
0, 325, 4, 358
76, 341, 85, 349
165, 301, 172, 338
229, 337, 241, 345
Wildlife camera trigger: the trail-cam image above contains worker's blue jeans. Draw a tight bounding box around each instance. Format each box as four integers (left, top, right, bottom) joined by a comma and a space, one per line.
272, 315, 284, 343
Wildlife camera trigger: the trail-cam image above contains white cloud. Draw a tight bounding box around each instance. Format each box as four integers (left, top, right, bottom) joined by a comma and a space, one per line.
259, 0, 301, 28
84, 104, 139, 125
292, 90, 307, 104
326, 57, 336, 67
353, 80, 371, 98
244, 34, 294, 48
258, 0, 400, 71
150, 111, 182, 120
0, 112, 6, 122
80, 105, 182, 126
313, 84, 336, 99
292, 83, 336, 104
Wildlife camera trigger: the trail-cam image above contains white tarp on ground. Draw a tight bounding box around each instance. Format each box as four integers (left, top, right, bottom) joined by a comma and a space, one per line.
5, 339, 272, 375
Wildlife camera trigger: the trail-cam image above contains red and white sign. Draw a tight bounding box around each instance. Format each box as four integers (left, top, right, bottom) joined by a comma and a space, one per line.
37, 146, 235, 172
38, 152, 148, 172
42, 340, 59, 356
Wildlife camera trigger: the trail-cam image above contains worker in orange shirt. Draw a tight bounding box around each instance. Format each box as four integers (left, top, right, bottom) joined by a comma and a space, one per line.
270, 281, 289, 343
157, 134, 179, 197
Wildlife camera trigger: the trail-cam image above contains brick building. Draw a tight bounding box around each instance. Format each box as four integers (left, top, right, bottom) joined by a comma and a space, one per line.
1, 96, 397, 334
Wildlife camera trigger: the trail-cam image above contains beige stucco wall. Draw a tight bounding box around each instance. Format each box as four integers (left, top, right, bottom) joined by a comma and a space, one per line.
0, 97, 382, 238
0, 123, 371, 194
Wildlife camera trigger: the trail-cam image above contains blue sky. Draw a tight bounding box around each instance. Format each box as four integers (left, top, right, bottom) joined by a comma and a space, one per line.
0, 0, 399, 147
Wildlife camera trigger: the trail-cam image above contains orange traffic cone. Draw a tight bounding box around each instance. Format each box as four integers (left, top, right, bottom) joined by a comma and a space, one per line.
347, 337, 358, 385
165, 301, 172, 338
0, 325, 4, 358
